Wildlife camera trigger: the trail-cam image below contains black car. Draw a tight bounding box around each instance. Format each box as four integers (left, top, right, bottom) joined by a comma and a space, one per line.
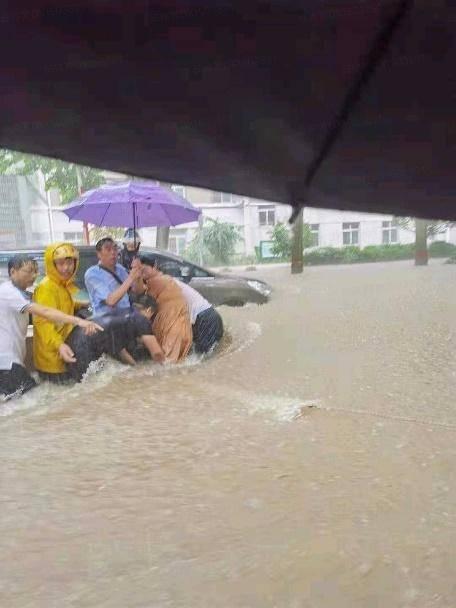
0, 246, 271, 306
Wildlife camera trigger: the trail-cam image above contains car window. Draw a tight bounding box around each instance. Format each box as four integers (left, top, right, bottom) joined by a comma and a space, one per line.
192, 266, 210, 278
158, 259, 184, 278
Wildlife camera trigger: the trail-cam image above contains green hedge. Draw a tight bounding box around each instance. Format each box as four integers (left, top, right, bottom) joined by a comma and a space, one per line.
428, 241, 456, 257
303, 242, 455, 266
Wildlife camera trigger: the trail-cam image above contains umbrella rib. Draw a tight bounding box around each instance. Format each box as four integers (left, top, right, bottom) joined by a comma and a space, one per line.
289, 0, 412, 223
98, 202, 112, 228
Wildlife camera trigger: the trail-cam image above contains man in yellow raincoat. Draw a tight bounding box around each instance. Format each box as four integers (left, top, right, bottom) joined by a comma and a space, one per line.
33, 242, 99, 383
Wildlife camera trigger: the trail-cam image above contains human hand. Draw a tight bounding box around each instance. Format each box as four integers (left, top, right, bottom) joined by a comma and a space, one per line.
131, 257, 142, 270
152, 350, 166, 364
58, 343, 76, 363
78, 319, 103, 336
148, 336, 165, 363
129, 264, 143, 282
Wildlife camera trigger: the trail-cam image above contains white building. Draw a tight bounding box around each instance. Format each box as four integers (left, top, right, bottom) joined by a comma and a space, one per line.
3, 170, 452, 257
154, 185, 420, 258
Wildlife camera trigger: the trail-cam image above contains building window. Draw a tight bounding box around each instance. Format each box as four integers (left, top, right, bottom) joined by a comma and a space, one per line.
171, 184, 186, 199
342, 222, 360, 245
309, 223, 319, 247
259, 206, 276, 226
63, 232, 82, 243
382, 220, 398, 244
169, 234, 187, 255
213, 192, 234, 204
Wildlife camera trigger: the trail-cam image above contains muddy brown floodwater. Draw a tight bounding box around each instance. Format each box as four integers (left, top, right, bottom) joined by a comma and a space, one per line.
1, 260, 456, 607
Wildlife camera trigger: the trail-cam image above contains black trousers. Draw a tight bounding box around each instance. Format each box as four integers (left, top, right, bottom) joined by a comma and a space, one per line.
0, 363, 37, 399
193, 307, 224, 354
38, 371, 73, 385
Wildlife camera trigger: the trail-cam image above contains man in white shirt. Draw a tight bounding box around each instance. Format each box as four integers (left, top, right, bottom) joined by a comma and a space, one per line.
175, 279, 224, 354
0, 255, 101, 400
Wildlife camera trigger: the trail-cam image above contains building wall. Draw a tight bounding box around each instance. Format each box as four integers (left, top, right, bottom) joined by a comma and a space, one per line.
166, 188, 421, 256
21, 169, 452, 257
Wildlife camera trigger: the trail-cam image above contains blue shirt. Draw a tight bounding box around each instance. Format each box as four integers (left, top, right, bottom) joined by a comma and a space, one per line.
84, 263, 131, 316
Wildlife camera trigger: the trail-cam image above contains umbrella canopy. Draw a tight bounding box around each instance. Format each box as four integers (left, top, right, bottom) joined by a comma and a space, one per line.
62, 181, 201, 229
2, 2, 456, 219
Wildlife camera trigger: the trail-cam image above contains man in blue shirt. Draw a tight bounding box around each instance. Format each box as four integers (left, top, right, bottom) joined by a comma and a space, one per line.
85, 237, 143, 316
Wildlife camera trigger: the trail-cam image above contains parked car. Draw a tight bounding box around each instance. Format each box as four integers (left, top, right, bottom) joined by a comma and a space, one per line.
0, 246, 272, 306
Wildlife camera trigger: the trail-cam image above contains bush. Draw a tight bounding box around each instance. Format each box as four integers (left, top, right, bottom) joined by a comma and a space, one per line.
184, 218, 242, 266
303, 243, 416, 266
303, 247, 348, 265
270, 223, 291, 259
428, 241, 456, 257
360, 244, 415, 261
231, 253, 258, 266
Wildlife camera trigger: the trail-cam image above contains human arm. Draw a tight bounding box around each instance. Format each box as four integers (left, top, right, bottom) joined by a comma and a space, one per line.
28, 303, 102, 336
58, 343, 77, 363
118, 348, 136, 366
129, 258, 146, 295
140, 334, 165, 364
85, 265, 142, 309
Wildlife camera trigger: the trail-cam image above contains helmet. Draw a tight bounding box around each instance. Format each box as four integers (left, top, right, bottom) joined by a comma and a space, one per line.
53, 243, 79, 261
123, 228, 140, 244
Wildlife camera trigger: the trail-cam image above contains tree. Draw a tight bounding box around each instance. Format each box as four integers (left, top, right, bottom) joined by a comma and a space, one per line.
395, 217, 454, 266
0, 149, 105, 204
270, 221, 316, 260
185, 218, 241, 265
414, 218, 428, 266
395, 217, 452, 238
270, 222, 292, 258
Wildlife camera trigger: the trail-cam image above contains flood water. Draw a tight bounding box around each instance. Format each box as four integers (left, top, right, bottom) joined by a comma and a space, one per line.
2, 260, 456, 607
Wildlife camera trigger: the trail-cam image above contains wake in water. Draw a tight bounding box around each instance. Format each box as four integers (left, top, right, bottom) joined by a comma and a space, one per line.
0, 320, 264, 419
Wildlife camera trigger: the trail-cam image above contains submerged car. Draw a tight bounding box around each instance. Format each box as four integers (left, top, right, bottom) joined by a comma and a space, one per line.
0, 245, 271, 306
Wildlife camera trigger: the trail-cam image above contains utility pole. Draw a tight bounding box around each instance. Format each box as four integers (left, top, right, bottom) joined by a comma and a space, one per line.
76, 166, 90, 245
415, 218, 428, 266
291, 207, 304, 274
46, 189, 55, 242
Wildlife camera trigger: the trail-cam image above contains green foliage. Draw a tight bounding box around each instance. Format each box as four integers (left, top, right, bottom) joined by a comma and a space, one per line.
185, 218, 242, 265
428, 240, 456, 257
231, 253, 258, 265
303, 244, 414, 265
302, 223, 316, 249
270, 222, 291, 258
184, 230, 216, 266
270, 222, 317, 259
0, 149, 105, 204
302, 242, 456, 265
395, 217, 453, 238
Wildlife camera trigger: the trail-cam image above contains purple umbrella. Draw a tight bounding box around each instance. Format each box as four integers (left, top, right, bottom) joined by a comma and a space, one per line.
62, 180, 201, 244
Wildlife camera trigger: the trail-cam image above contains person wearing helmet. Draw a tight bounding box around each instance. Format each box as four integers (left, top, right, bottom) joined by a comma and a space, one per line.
119, 228, 141, 271
32, 242, 102, 384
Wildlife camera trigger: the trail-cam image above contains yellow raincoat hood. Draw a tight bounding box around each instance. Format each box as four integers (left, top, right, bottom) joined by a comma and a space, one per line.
33, 242, 81, 374
44, 242, 79, 293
